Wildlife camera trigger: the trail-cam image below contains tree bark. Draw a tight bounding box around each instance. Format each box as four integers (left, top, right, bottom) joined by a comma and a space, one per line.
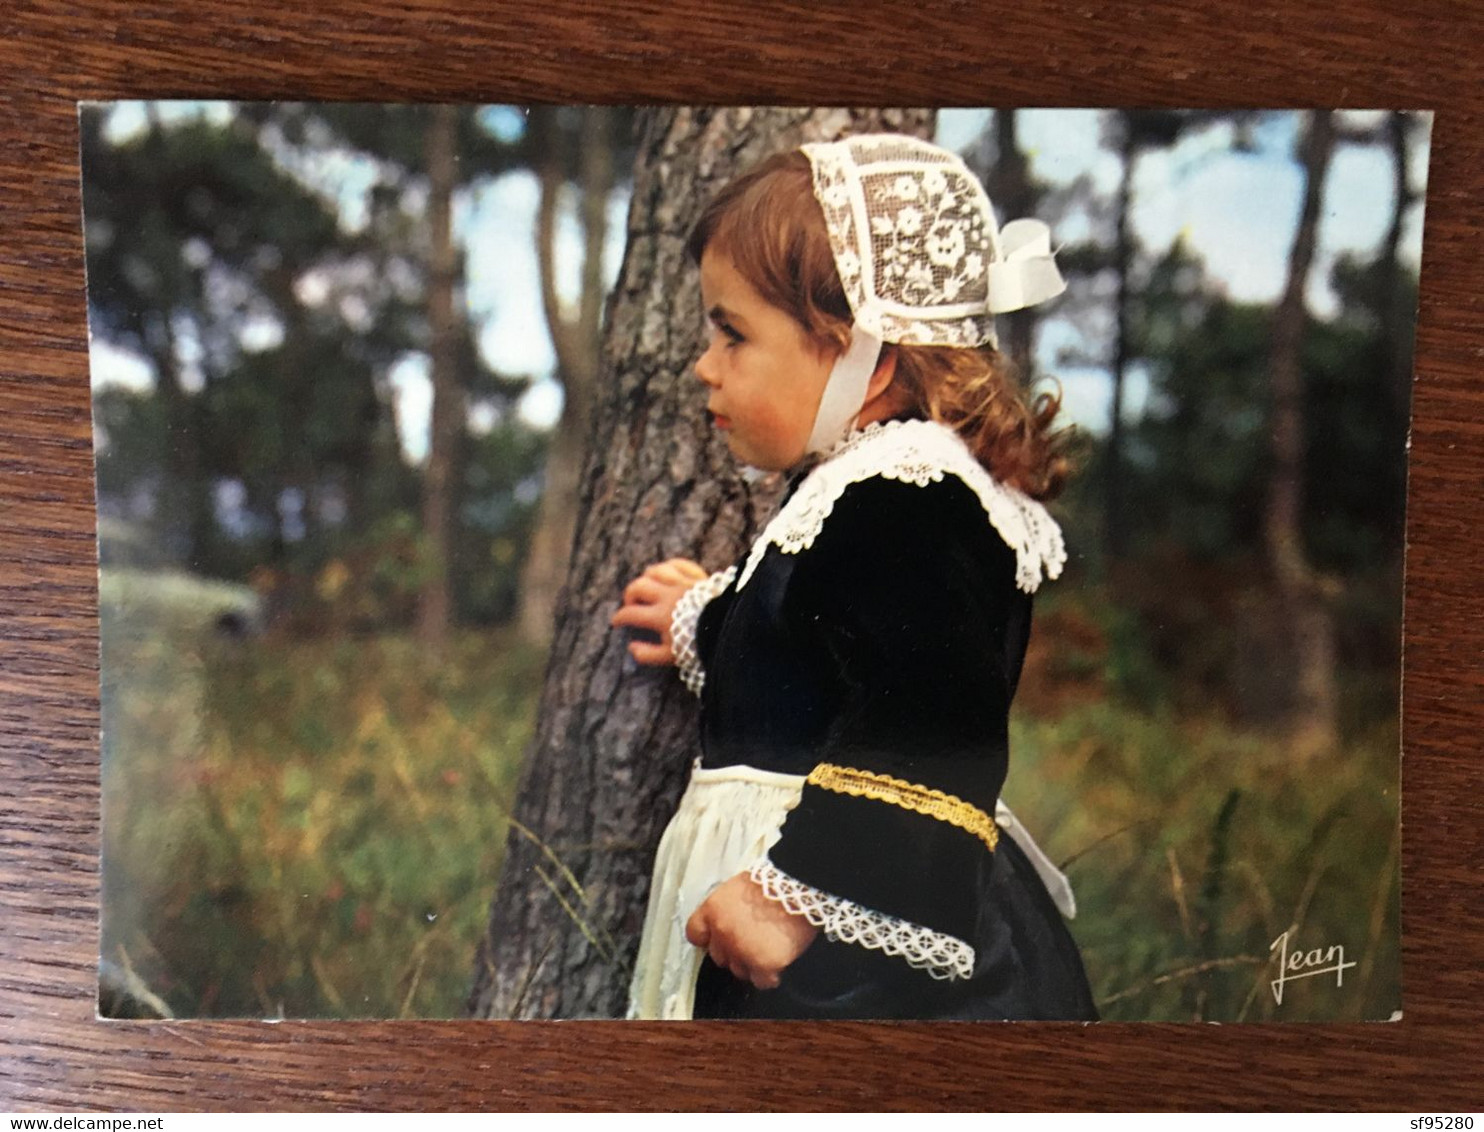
1105, 114, 1137, 560
985, 110, 1037, 377
1380, 111, 1420, 427
517, 107, 614, 647
139, 103, 213, 570
1264, 110, 1338, 756
469, 106, 935, 1020
416, 104, 461, 655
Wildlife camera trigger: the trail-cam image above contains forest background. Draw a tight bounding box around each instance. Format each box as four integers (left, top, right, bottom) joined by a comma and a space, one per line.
83, 104, 1427, 1022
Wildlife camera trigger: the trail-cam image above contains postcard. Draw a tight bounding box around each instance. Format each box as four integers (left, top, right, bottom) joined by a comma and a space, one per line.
83, 103, 1425, 1021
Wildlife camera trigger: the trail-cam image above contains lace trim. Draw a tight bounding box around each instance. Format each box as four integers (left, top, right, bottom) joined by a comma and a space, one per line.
802, 138, 998, 349
807, 763, 999, 852
749, 859, 974, 982
672, 566, 737, 696
735, 419, 1066, 594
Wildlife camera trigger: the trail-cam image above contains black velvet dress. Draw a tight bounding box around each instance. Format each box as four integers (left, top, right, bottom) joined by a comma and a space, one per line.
685, 421, 1098, 1021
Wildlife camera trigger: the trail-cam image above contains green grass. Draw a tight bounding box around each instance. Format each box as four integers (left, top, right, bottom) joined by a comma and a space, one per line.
1007, 700, 1399, 1021
99, 601, 544, 1019
98, 572, 1399, 1022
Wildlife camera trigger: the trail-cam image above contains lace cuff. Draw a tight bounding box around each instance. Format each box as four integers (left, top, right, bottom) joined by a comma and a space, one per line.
672, 566, 737, 696
748, 859, 975, 982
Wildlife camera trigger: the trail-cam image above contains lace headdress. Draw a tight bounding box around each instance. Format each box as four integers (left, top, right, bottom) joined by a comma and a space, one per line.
799, 134, 1066, 453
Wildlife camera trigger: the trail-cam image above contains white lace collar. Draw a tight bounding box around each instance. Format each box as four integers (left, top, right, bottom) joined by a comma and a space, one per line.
735, 418, 1067, 594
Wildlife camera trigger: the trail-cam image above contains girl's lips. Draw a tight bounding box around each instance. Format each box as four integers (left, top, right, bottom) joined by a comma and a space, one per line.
710, 412, 731, 430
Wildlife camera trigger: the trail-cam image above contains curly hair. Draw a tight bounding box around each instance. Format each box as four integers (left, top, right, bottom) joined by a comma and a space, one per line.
687, 149, 1072, 501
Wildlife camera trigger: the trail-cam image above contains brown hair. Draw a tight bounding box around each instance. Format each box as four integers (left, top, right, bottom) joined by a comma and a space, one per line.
687, 150, 1072, 501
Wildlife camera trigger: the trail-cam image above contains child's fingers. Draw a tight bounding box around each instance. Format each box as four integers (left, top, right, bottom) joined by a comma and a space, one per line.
711, 943, 746, 981
686, 904, 740, 979
610, 603, 666, 632
685, 906, 711, 949
622, 576, 667, 605
645, 561, 703, 588
653, 558, 709, 585
685, 881, 799, 987
628, 640, 674, 666
644, 562, 687, 586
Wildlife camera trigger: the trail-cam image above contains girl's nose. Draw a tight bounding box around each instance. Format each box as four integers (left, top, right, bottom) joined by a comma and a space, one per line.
694, 339, 722, 387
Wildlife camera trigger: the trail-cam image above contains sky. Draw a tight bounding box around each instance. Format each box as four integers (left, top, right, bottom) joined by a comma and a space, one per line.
938, 109, 1430, 431
89, 105, 1431, 461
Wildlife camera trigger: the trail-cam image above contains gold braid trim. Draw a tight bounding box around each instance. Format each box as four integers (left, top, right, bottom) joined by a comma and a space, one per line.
805, 764, 999, 852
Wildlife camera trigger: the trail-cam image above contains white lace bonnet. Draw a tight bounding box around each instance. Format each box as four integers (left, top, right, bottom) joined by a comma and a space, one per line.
799, 134, 1067, 453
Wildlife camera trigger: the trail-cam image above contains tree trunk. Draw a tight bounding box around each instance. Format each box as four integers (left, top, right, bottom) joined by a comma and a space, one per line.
140, 103, 212, 570
1105, 115, 1137, 560
1264, 110, 1338, 757
417, 104, 461, 655
985, 110, 1037, 377
1380, 111, 1420, 430
469, 106, 935, 1019
517, 107, 615, 647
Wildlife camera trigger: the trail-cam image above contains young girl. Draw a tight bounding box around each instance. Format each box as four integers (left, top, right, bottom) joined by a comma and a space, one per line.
613, 134, 1097, 1020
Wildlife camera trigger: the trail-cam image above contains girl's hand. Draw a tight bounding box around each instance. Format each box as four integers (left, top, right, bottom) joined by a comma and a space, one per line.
610, 558, 710, 666
685, 872, 819, 989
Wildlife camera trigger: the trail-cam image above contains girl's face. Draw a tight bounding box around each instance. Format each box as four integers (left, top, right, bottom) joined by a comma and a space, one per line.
695, 248, 836, 471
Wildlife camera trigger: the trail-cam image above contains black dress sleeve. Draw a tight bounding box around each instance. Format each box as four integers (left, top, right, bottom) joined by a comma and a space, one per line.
764, 473, 1029, 955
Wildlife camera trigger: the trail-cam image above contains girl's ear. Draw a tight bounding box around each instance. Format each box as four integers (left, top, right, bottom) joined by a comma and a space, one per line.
865, 345, 899, 403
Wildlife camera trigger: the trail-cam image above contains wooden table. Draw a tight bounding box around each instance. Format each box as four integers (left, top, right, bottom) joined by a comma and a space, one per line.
2, 0, 1481, 1111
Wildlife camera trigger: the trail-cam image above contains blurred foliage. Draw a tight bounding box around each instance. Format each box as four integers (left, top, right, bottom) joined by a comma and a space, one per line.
83, 102, 547, 625
457, 421, 547, 624
99, 589, 545, 1018
1048, 234, 1408, 734
1101, 240, 1412, 574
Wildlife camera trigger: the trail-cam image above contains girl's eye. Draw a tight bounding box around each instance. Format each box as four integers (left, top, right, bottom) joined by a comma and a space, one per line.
709, 318, 743, 348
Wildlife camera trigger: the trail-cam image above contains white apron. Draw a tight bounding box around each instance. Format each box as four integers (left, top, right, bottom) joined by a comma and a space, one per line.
626, 761, 1077, 1020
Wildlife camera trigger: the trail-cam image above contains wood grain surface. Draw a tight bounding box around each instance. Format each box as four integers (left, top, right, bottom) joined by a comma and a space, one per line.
2, 0, 1480, 1112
